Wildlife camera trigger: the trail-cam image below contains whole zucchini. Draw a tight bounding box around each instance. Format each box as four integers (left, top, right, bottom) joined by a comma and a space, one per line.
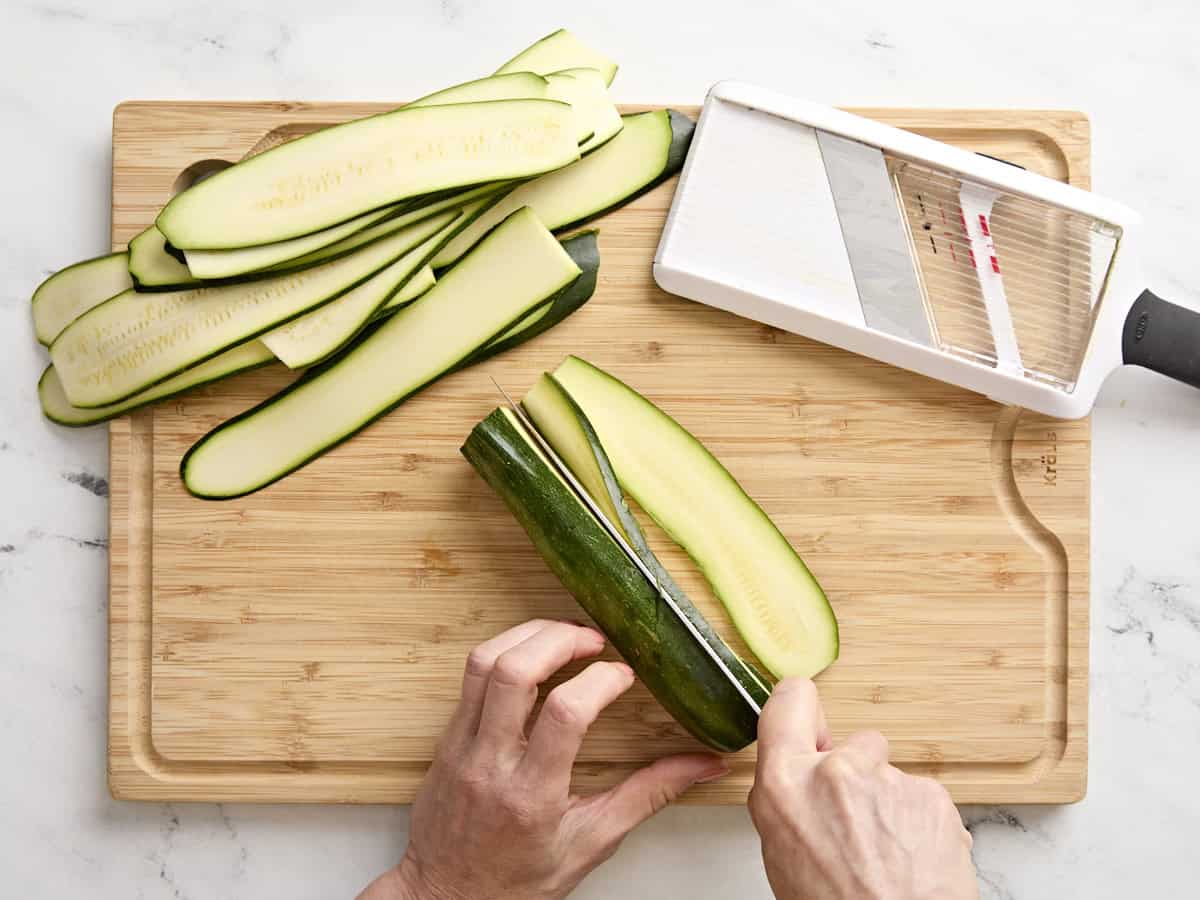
461, 406, 763, 752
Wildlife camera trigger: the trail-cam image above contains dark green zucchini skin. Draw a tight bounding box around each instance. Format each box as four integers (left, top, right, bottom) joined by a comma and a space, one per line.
461, 408, 760, 752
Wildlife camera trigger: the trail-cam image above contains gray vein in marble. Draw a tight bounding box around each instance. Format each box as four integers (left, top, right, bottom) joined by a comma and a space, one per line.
62, 469, 109, 498
865, 32, 895, 50
28, 528, 108, 550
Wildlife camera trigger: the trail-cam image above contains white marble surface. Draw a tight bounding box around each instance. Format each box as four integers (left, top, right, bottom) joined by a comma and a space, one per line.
2, 1, 1199, 897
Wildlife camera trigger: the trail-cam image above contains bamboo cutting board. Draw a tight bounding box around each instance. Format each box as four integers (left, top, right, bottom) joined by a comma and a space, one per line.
108, 102, 1089, 804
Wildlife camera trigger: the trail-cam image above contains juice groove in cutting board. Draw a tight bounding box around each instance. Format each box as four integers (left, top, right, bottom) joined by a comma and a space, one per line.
108, 103, 1088, 803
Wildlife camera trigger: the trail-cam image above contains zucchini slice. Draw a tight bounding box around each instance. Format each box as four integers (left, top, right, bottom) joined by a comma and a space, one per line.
180, 75, 547, 281
52, 212, 456, 408
410, 71, 550, 107
180, 207, 583, 499
550, 357, 839, 679
128, 227, 201, 291
548, 68, 622, 153
461, 406, 758, 752
432, 109, 693, 269
183, 205, 399, 281
495, 28, 618, 87
31, 252, 133, 345
157, 99, 580, 250
39, 341, 276, 427
261, 205, 469, 369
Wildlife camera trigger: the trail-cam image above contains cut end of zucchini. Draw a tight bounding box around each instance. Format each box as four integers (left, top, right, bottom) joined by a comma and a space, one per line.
550, 356, 839, 680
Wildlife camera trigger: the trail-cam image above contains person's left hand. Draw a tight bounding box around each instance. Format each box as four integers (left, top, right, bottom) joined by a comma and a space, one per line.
358, 619, 730, 900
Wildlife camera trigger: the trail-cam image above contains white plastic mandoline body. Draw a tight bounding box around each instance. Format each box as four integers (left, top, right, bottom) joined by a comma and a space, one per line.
653, 81, 1145, 419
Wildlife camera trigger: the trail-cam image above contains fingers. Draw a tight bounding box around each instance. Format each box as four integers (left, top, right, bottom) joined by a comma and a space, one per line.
755, 678, 830, 769
583, 752, 729, 851
521, 660, 636, 792
475, 623, 607, 752
450, 619, 584, 744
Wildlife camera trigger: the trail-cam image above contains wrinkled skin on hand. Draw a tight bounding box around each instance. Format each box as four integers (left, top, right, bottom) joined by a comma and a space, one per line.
749, 679, 979, 900
358, 619, 729, 900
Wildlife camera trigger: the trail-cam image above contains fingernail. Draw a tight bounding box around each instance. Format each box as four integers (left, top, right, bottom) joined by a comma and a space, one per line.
613, 661, 634, 678
695, 766, 731, 784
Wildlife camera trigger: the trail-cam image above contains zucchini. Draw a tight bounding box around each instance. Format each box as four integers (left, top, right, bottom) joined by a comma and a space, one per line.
128, 227, 201, 291
460, 406, 759, 752
261, 205, 470, 369
547, 68, 622, 153
549, 358, 839, 679
52, 212, 456, 408
180, 74, 547, 281
495, 28, 618, 87
181, 207, 584, 499
39, 341, 276, 427
157, 99, 580, 249
433, 109, 693, 269
31, 252, 133, 345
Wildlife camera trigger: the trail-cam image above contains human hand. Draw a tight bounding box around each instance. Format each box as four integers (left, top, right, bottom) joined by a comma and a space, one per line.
748, 679, 978, 900
358, 619, 729, 900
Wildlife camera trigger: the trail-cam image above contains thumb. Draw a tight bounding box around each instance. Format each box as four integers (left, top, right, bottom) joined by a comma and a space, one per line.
581, 753, 729, 850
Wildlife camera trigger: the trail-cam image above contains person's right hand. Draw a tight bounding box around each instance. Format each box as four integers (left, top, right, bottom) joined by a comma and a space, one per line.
748, 679, 979, 900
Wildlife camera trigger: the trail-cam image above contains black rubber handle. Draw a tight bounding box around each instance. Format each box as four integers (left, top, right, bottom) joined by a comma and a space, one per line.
1122, 289, 1200, 389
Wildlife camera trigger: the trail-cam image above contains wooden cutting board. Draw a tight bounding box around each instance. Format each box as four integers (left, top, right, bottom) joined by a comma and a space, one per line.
108, 102, 1089, 804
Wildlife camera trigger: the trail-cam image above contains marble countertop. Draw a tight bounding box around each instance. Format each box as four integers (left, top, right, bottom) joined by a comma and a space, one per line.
2, 1, 1198, 897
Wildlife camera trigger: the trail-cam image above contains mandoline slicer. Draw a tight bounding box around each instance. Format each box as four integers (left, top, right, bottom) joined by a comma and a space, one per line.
653, 82, 1200, 419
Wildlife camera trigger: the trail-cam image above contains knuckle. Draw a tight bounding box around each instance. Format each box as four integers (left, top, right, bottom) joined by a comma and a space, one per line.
491, 652, 534, 688
464, 646, 497, 680
544, 688, 588, 730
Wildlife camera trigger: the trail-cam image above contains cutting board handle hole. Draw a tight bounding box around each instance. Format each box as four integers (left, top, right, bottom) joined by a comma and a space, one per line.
172, 159, 234, 196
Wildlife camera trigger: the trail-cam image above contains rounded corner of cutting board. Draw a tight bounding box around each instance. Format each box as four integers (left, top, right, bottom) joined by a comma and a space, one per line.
107, 103, 1090, 805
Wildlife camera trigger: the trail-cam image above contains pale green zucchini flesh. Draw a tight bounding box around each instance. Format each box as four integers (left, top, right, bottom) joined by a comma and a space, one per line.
433, 109, 693, 269
157, 100, 580, 250
550, 357, 839, 679
261, 208, 462, 369
184, 206, 398, 280
31, 252, 133, 345
181, 207, 582, 499
495, 28, 618, 86
39, 341, 276, 427
52, 213, 454, 408
548, 68, 622, 153
376, 265, 435, 317
410, 71, 550, 107
128, 226, 201, 291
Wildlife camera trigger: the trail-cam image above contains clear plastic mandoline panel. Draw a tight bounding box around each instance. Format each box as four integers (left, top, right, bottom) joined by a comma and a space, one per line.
887, 156, 1119, 392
